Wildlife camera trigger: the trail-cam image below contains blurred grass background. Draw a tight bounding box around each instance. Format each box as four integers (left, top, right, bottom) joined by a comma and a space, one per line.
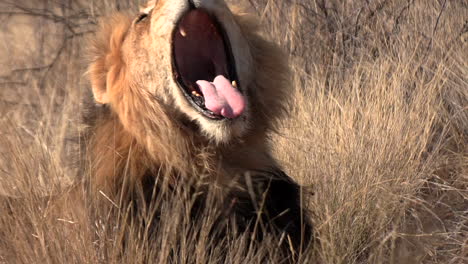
0, 0, 466, 263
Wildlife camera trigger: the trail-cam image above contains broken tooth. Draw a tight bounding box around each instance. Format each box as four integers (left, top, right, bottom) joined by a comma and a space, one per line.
180, 28, 187, 37
232, 80, 237, 88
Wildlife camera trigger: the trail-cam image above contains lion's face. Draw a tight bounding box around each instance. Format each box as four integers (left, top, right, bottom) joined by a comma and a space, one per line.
90, 0, 255, 143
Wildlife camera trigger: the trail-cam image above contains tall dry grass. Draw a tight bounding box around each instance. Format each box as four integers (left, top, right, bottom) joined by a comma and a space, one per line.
0, 0, 466, 263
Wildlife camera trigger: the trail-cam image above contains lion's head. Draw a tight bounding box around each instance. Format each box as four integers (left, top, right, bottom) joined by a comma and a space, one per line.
89, 0, 287, 145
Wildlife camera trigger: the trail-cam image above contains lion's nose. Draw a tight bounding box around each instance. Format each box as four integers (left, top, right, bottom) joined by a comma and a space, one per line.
188, 0, 218, 8
188, 0, 195, 8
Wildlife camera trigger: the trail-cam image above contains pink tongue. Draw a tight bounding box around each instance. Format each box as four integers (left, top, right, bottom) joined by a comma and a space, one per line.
196, 75, 245, 118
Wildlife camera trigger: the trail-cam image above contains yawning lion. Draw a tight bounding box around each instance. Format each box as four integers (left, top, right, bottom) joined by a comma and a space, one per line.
83, 0, 312, 258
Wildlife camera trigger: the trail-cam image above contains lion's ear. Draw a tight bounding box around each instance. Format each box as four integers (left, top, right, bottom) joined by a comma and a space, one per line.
89, 57, 110, 104
88, 14, 131, 104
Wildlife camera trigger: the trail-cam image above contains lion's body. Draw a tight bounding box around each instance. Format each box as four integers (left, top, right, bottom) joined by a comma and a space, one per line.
79, 0, 311, 258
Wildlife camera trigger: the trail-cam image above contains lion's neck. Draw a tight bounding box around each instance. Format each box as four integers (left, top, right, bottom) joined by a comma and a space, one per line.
86, 110, 275, 198
87, 114, 218, 194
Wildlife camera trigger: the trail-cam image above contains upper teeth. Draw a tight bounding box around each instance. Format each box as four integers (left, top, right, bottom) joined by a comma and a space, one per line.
192, 91, 201, 97
232, 80, 237, 88
180, 28, 187, 37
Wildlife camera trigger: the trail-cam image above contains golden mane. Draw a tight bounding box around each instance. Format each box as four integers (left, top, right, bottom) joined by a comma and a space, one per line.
86, 10, 290, 194
83, 1, 311, 259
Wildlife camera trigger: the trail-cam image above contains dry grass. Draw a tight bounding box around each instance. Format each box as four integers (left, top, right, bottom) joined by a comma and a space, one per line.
0, 0, 467, 263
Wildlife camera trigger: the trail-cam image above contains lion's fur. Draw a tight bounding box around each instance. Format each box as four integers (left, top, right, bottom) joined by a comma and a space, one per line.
82, 0, 311, 257
86, 0, 290, 194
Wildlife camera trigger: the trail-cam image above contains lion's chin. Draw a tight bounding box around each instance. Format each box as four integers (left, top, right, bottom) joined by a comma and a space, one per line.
173, 91, 249, 143
196, 113, 249, 143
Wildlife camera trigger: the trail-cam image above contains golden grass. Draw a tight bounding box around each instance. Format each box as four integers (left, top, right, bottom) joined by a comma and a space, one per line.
1, 0, 466, 263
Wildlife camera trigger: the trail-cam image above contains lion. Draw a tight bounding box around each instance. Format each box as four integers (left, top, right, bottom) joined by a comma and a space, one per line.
81, 0, 312, 259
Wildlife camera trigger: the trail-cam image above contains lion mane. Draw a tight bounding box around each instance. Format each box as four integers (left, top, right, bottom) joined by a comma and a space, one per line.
81, 0, 311, 258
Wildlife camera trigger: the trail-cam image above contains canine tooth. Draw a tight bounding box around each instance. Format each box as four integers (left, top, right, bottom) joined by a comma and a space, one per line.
180, 28, 187, 37
232, 80, 237, 88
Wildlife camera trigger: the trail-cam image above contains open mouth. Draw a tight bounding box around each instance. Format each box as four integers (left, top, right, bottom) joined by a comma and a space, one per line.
172, 9, 245, 120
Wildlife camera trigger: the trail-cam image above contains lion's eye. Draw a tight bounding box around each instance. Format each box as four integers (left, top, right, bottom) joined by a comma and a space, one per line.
135, 13, 148, 23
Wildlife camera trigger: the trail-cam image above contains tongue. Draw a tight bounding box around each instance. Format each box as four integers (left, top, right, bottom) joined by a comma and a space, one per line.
196, 75, 245, 119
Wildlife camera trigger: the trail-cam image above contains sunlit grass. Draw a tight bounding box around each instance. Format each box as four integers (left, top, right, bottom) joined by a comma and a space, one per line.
0, 0, 466, 263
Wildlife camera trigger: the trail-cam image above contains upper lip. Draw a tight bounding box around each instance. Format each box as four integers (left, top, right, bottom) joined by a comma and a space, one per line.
171, 8, 240, 120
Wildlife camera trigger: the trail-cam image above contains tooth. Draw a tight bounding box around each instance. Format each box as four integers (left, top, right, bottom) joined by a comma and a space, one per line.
192, 91, 201, 97
180, 28, 187, 37
232, 80, 237, 88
